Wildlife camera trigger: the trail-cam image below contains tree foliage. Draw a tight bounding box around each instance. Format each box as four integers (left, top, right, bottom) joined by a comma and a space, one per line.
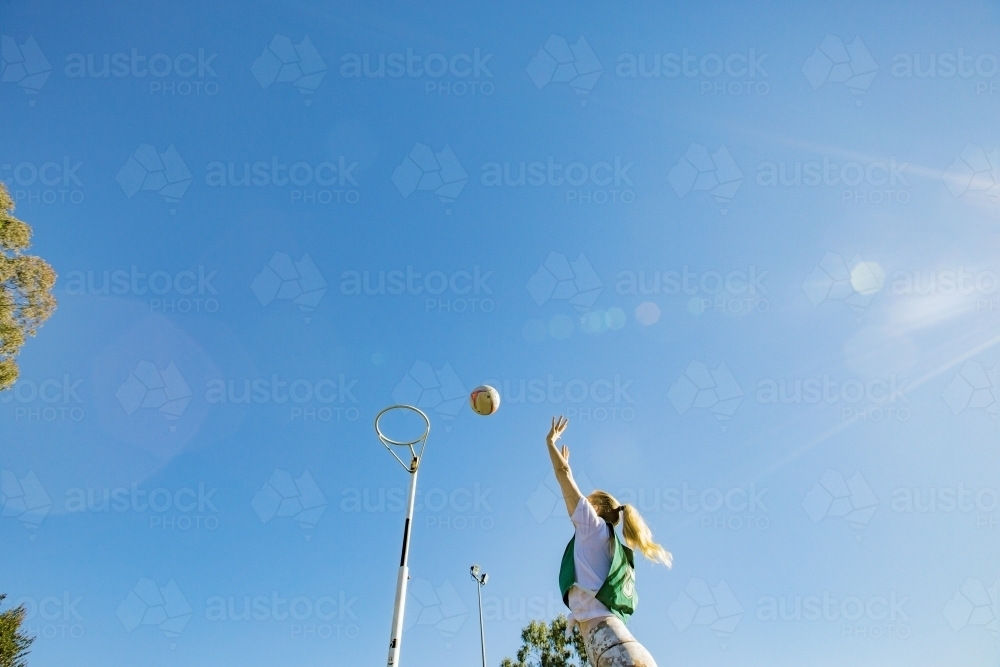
0, 594, 34, 667
0, 182, 57, 390
501, 615, 589, 667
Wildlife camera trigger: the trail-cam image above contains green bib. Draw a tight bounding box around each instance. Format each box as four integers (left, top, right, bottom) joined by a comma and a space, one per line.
559, 524, 637, 623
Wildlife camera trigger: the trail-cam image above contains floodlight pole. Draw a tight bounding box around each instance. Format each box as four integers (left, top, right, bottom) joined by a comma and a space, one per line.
386, 454, 419, 667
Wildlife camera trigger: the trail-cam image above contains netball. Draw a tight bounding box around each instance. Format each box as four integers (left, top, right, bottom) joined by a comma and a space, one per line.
469, 385, 501, 416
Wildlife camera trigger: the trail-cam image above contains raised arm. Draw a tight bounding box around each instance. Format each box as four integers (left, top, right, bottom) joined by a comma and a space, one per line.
546, 416, 584, 515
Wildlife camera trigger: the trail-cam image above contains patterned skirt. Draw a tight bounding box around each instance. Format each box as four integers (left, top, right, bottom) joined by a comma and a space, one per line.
582, 616, 658, 667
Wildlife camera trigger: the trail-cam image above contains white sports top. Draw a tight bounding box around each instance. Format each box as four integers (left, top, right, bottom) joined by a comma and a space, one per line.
567, 497, 615, 622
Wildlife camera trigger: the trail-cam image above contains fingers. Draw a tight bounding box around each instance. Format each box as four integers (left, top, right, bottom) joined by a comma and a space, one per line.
549, 416, 569, 440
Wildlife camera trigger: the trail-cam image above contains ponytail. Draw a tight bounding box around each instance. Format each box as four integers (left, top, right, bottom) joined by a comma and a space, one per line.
587, 491, 672, 568
621, 503, 672, 567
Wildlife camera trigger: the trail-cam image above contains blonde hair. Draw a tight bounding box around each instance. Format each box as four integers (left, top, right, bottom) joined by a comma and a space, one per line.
588, 490, 672, 567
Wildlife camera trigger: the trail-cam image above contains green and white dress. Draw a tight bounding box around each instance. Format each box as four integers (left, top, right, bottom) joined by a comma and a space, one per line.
558, 498, 657, 667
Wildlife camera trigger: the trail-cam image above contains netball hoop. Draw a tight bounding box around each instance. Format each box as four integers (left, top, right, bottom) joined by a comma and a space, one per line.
375, 405, 430, 667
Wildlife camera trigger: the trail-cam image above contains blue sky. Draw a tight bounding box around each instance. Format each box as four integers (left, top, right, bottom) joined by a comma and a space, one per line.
2, 1, 1000, 665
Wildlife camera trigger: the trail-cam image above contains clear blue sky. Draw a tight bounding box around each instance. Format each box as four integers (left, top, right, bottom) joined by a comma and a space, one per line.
2, 1, 1000, 666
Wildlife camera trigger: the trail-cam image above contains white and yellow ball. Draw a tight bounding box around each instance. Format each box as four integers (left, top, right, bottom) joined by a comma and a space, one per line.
469, 385, 501, 416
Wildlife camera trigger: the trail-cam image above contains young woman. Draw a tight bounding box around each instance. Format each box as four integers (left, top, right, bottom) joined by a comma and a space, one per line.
546, 416, 671, 667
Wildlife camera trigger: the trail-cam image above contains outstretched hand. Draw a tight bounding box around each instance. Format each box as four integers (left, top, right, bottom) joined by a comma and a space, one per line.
547, 415, 569, 444
546, 416, 581, 514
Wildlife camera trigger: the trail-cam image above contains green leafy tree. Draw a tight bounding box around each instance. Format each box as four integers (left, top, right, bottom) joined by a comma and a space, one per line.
501, 615, 589, 667
0, 594, 34, 667
0, 182, 57, 390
